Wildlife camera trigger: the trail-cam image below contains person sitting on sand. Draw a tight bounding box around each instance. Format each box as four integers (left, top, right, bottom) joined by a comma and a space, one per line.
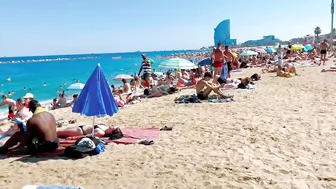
15, 98, 33, 121
23, 93, 34, 109
53, 91, 67, 109
0, 100, 59, 154
0, 98, 33, 138
57, 124, 118, 139
0, 95, 16, 120
65, 94, 78, 107
122, 79, 132, 94
196, 72, 233, 100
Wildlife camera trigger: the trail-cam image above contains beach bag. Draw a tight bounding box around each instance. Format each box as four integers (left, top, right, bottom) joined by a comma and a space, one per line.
64, 137, 104, 159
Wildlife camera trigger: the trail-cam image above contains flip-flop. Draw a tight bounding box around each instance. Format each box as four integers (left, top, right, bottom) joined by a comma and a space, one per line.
69, 119, 77, 124
137, 139, 154, 145
160, 126, 173, 131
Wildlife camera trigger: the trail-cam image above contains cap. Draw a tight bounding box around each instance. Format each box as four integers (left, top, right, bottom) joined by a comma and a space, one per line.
23, 93, 34, 99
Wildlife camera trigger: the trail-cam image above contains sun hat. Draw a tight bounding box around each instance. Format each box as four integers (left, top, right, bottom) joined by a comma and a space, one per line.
23, 93, 34, 99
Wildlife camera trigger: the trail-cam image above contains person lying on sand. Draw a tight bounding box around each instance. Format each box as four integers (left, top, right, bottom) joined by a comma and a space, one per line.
57, 124, 118, 139
0, 100, 59, 154
276, 65, 299, 78
143, 86, 169, 98
196, 72, 233, 100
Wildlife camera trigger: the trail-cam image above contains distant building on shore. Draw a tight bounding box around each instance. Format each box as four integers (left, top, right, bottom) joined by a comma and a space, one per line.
241, 35, 281, 46
214, 19, 237, 46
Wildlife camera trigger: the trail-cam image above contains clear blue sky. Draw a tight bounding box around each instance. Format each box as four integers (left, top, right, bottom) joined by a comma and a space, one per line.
0, 0, 332, 56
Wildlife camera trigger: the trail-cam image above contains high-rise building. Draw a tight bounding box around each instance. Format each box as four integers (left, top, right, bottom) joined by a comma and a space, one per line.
214, 19, 237, 46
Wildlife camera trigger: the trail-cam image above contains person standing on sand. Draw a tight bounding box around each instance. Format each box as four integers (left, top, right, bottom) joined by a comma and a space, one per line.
0, 95, 16, 119
0, 100, 59, 154
320, 39, 329, 65
223, 46, 235, 78
138, 54, 152, 88
210, 43, 227, 78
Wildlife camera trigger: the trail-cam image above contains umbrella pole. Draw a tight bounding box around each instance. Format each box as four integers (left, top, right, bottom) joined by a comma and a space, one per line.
92, 116, 95, 137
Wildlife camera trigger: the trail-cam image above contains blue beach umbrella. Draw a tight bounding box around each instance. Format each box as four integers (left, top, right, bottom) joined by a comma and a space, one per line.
73, 64, 118, 136
198, 58, 212, 66
265, 48, 276, 53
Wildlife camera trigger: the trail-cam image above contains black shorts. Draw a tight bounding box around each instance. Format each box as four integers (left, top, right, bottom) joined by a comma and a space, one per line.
227, 62, 232, 72
27, 138, 60, 154
320, 50, 327, 54
286, 50, 291, 54
197, 92, 206, 100
142, 72, 151, 80
8, 106, 14, 114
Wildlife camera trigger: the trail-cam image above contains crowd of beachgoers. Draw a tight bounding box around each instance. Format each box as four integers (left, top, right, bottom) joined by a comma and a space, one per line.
0, 40, 333, 154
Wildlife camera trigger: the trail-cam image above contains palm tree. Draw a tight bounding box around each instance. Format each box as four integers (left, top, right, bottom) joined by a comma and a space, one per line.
314, 27, 322, 41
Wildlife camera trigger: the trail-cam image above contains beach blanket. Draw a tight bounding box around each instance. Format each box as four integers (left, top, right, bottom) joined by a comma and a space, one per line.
220, 64, 229, 79
321, 69, 336, 72
231, 69, 243, 73
7, 145, 68, 158
22, 185, 83, 189
110, 128, 161, 145
221, 84, 256, 91
174, 95, 202, 104
207, 95, 234, 103
293, 62, 315, 67
60, 128, 160, 145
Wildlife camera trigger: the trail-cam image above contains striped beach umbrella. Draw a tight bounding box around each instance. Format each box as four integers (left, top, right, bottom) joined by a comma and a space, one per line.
159, 58, 197, 69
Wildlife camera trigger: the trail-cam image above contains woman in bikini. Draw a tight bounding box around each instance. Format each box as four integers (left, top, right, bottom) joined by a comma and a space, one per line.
57, 124, 117, 139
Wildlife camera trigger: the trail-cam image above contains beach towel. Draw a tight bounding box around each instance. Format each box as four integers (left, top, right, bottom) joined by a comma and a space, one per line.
110, 128, 161, 145
174, 95, 202, 104
293, 62, 315, 67
321, 69, 336, 72
59, 128, 160, 145
231, 69, 243, 73
220, 64, 228, 79
221, 84, 255, 91
207, 95, 234, 103
7, 146, 67, 158
22, 185, 83, 189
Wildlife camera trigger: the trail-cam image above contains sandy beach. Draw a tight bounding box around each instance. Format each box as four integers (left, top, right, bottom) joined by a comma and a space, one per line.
1, 60, 336, 189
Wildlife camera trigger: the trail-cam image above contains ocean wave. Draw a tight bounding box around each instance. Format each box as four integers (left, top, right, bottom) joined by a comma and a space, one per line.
0, 56, 100, 64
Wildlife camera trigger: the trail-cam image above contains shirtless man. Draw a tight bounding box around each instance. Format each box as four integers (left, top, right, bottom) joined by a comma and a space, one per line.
0, 95, 16, 119
122, 79, 132, 93
224, 46, 235, 78
195, 72, 232, 100
211, 43, 227, 77
0, 100, 59, 154
320, 39, 329, 65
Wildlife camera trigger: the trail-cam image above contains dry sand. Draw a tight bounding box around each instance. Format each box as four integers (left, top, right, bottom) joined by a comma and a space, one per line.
1, 60, 336, 189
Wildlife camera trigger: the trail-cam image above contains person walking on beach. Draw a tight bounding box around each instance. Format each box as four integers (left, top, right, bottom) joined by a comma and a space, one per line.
223, 46, 235, 78
211, 43, 227, 78
277, 45, 284, 66
138, 54, 152, 88
0, 95, 16, 119
320, 39, 329, 65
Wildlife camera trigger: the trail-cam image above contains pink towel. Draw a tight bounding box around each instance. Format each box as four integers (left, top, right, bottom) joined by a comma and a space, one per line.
112, 128, 160, 145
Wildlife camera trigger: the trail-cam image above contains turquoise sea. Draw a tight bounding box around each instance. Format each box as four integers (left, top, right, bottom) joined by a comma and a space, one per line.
0, 50, 205, 118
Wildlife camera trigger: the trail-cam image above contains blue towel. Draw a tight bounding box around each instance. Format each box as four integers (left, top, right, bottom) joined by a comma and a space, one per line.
0, 134, 9, 140
220, 64, 228, 79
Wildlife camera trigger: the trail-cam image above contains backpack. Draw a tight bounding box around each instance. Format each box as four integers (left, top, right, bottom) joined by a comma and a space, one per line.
64, 137, 104, 159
